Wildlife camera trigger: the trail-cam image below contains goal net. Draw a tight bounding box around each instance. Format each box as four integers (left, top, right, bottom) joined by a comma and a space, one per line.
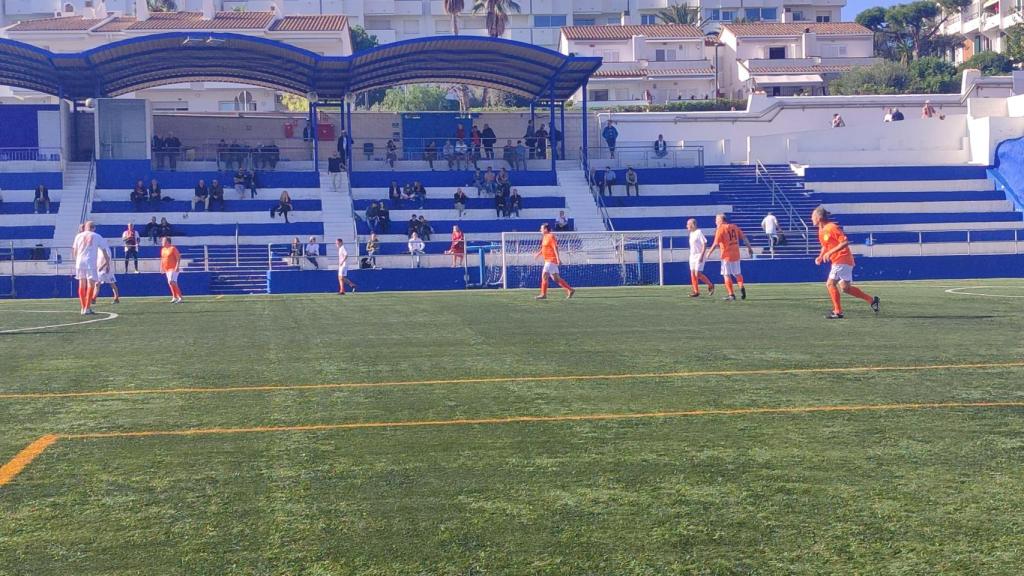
485, 231, 664, 289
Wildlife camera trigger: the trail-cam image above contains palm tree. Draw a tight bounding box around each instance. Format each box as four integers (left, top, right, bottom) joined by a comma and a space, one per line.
656, 4, 699, 25
444, 0, 464, 35
473, 0, 521, 38
147, 0, 176, 12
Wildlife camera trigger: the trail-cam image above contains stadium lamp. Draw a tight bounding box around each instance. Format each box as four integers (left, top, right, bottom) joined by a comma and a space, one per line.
306, 91, 319, 103
181, 37, 201, 46
205, 37, 225, 46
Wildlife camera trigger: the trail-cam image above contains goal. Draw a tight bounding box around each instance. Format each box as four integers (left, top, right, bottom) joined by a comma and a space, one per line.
0, 242, 14, 298
485, 231, 664, 289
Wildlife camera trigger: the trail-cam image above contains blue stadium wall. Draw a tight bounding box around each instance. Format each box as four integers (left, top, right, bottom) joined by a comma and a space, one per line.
95, 160, 320, 189
6, 255, 1024, 299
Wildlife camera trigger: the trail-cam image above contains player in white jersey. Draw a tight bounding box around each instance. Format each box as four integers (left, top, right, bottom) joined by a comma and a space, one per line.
686, 218, 715, 297
71, 221, 101, 315
335, 238, 358, 295
93, 233, 121, 304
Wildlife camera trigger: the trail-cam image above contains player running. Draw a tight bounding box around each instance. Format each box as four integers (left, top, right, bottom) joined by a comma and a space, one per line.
71, 221, 100, 315
812, 206, 880, 319
94, 232, 121, 304
702, 213, 752, 301
686, 218, 714, 297
533, 223, 575, 300
160, 236, 183, 303
335, 238, 358, 295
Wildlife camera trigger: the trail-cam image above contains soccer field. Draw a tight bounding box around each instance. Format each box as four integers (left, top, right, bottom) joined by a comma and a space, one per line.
2, 280, 1024, 575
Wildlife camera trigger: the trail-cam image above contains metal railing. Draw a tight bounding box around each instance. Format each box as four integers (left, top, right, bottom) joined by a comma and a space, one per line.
150, 141, 313, 171
580, 147, 614, 232
585, 144, 704, 170
0, 147, 62, 164
754, 160, 811, 256
79, 160, 96, 226
865, 228, 1023, 257
351, 135, 561, 172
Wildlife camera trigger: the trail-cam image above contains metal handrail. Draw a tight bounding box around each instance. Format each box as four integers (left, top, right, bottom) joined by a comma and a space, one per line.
755, 160, 811, 256
79, 160, 96, 225
579, 147, 614, 232
234, 224, 240, 267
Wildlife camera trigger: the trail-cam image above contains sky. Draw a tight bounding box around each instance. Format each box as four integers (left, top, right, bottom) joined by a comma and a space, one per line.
842, 0, 903, 20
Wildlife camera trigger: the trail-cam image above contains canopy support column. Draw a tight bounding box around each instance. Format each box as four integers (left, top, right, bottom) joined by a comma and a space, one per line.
549, 89, 556, 174
559, 101, 566, 161
581, 82, 589, 174
345, 101, 353, 171
310, 100, 320, 172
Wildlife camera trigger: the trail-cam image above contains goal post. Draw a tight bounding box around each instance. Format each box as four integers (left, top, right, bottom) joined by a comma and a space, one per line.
486, 231, 664, 289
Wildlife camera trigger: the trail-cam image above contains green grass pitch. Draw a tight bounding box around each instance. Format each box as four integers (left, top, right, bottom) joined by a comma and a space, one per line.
2, 280, 1024, 575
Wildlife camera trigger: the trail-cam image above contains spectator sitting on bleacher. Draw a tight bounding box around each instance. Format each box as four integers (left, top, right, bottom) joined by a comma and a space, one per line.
365, 201, 380, 233
418, 216, 433, 241
158, 217, 173, 238
289, 237, 302, 266
495, 189, 507, 218
471, 168, 484, 196
448, 225, 465, 268
378, 201, 391, 233
192, 179, 209, 211
366, 232, 380, 268
408, 232, 425, 268
515, 141, 528, 171
34, 184, 50, 214
234, 169, 246, 200
272, 191, 292, 223
471, 126, 482, 160
131, 180, 146, 207
247, 170, 258, 199
508, 188, 522, 217
412, 181, 427, 208
424, 141, 438, 171
304, 236, 320, 270
454, 188, 468, 219
386, 139, 398, 169
454, 139, 469, 171
496, 168, 511, 196
389, 180, 402, 207
556, 210, 570, 231
654, 134, 668, 158
144, 216, 160, 244
210, 179, 225, 210
408, 214, 420, 238
603, 167, 616, 196
148, 179, 163, 203
503, 140, 516, 169
483, 167, 497, 196
163, 132, 181, 171
443, 140, 456, 170
625, 167, 639, 197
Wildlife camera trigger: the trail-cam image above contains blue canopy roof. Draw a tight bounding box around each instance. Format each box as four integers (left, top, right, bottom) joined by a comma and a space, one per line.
0, 34, 601, 102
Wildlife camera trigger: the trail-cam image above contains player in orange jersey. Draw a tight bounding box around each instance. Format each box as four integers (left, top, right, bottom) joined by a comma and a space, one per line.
703, 213, 753, 301
160, 236, 183, 304
812, 206, 879, 319
533, 223, 575, 300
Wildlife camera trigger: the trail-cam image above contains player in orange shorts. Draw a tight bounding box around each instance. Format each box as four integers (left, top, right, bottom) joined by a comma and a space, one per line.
533, 223, 575, 300
160, 236, 183, 304
703, 213, 753, 301
812, 206, 879, 319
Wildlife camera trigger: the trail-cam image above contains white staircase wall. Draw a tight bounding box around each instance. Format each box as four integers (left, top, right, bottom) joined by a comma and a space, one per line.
319, 171, 359, 260
52, 162, 92, 250
557, 163, 607, 232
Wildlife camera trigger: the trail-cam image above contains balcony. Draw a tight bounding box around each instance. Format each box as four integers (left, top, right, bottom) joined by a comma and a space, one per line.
395, 0, 424, 16
364, 0, 396, 16
364, 28, 397, 43
636, 0, 671, 9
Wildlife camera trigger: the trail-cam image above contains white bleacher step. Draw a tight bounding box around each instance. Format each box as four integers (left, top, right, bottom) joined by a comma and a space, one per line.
382, 209, 565, 220
844, 221, 1024, 233
602, 206, 731, 218
89, 213, 324, 225
92, 188, 323, 201
350, 159, 551, 172
811, 180, 994, 193
822, 200, 1012, 214
1, 190, 66, 202
131, 235, 319, 246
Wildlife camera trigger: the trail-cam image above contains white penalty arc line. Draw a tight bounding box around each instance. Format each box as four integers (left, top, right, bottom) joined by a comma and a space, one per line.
0, 311, 119, 334
944, 286, 1024, 298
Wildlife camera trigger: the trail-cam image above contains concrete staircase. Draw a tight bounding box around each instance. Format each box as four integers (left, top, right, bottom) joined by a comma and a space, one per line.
52, 162, 93, 249
319, 171, 358, 258
705, 164, 820, 258
181, 244, 300, 295
557, 162, 608, 232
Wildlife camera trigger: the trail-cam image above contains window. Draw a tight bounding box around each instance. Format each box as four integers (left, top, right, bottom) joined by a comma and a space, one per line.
152, 101, 188, 112
601, 50, 620, 62
614, 88, 629, 101
640, 14, 658, 24
218, 101, 235, 112
435, 20, 451, 33
762, 8, 777, 20
234, 91, 256, 112
364, 17, 390, 30
403, 20, 420, 33
704, 8, 720, 20
745, 8, 761, 21
590, 89, 610, 101
574, 17, 595, 25
721, 10, 735, 21
768, 46, 786, 59
792, 10, 805, 21
655, 48, 677, 61
816, 13, 831, 22
534, 15, 567, 27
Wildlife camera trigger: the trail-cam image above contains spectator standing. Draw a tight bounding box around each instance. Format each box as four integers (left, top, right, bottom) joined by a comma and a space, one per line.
34, 184, 50, 214
602, 120, 618, 158
418, 216, 433, 241
654, 134, 668, 158
470, 125, 482, 161
328, 152, 343, 191
550, 125, 562, 160
365, 232, 380, 269
921, 100, 936, 118
624, 167, 639, 196
385, 139, 398, 169
210, 179, 225, 210
555, 210, 570, 231
891, 108, 905, 121
158, 217, 173, 238
408, 232, 425, 268
408, 214, 420, 237
378, 201, 391, 233
448, 225, 465, 267
290, 237, 302, 266
481, 124, 496, 159
152, 134, 165, 169
515, 141, 528, 171
454, 188, 468, 219
336, 129, 348, 167
163, 133, 181, 171
304, 236, 320, 269
148, 178, 162, 203
424, 140, 438, 170
192, 179, 209, 211
603, 167, 617, 196
508, 188, 522, 217
524, 120, 536, 160
831, 113, 846, 128
761, 211, 781, 252
443, 140, 456, 170
233, 169, 246, 199
484, 167, 497, 195
455, 123, 466, 142
503, 140, 516, 169
272, 191, 292, 223
144, 216, 160, 244
535, 124, 548, 160
122, 223, 140, 273
247, 170, 258, 199
130, 180, 146, 207
455, 139, 469, 170
495, 188, 507, 218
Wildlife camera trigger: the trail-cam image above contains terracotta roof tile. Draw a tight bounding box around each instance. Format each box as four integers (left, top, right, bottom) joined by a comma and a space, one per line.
593, 66, 714, 78
269, 15, 348, 32
125, 11, 275, 31
562, 24, 704, 41
7, 16, 105, 32
92, 16, 137, 32
723, 22, 872, 37
749, 64, 856, 74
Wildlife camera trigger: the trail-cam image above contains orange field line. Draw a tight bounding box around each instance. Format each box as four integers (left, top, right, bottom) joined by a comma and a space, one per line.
61, 401, 1024, 441
0, 435, 59, 487
4, 361, 1024, 401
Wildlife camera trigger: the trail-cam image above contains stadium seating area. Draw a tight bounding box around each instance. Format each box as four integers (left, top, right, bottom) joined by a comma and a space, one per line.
0, 180, 63, 261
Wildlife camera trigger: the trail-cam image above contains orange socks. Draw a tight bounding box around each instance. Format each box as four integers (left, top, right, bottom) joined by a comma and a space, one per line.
724, 277, 734, 296
540, 277, 549, 296
690, 272, 699, 293
845, 285, 873, 303
77, 282, 87, 309
827, 283, 842, 314
556, 278, 572, 294
735, 274, 745, 290
698, 273, 713, 290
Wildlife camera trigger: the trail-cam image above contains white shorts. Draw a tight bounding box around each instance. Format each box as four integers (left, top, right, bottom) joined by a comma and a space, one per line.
720, 260, 742, 277
542, 261, 560, 276
75, 264, 99, 282
98, 271, 117, 285
165, 271, 179, 283
689, 259, 705, 273
828, 263, 854, 283
337, 266, 348, 278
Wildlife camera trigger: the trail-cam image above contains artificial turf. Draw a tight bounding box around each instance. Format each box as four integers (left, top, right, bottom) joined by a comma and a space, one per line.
1, 280, 1024, 575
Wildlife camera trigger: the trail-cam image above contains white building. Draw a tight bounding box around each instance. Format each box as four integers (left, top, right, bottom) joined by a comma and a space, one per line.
560, 24, 715, 107
0, 0, 352, 111
938, 0, 1024, 64
718, 22, 877, 98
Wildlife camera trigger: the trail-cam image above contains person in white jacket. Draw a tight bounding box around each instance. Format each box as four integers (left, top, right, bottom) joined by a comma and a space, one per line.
408, 232, 425, 268
761, 211, 780, 252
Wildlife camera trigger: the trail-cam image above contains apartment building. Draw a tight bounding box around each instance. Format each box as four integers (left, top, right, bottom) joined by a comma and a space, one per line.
938, 0, 1024, 63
